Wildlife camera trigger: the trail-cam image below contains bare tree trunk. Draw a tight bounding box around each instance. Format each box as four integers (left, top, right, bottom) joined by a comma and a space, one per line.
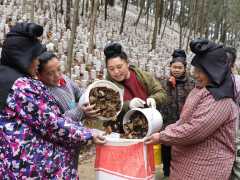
60, 0, 64, 15
66, 0, 80, 78
179, 0, 185, 48
158, 0, 164, 35
81, 0, 85, 16
223, 0, 228, 47
199, 0, 205, 37
134, 0, 145, 26
66, 0, 71, 29
121, 0, 125, 17
105, 0, 108, 21
186, 0, 197, 53
205, 20, 209, 38
144, 0, 150, 15
161, 10, 169, 40
86, 0, 89, 11
213, 18, 220, 42
86, 0, 99, 65
30, 0, 35, 22
120, 0, 128, 35
169, 0, 173, 25
146, 1, 149, 30
194, 1, 199, 38
203, 0, 211, 31
152, 0, 159, 49
55, 0, 58, 32
23, 0, 27, 15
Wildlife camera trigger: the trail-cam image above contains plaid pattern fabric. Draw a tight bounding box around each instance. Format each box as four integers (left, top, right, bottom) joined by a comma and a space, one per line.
160, 87, 236, 179
44, 74, 86, 170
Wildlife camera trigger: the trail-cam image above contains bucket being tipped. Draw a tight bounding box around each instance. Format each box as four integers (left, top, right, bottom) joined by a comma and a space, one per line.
122, 108, 163, 137
79, 80, 124, 121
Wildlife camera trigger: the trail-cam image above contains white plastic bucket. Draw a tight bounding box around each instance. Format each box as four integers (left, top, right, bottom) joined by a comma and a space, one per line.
122, 108, 163, 137
79, 80, 124, 121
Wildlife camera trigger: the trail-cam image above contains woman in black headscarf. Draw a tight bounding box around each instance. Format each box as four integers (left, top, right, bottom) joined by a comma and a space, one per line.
0, 23, 106, 179
159, 49, 197, 179
145, 38, 236, 179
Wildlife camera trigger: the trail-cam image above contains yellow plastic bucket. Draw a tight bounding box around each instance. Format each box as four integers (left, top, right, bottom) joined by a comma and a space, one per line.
154, 143, 162, 166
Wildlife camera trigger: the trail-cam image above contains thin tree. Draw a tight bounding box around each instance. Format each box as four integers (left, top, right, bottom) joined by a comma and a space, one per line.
120, 0, 128, 35
81, 0, 85, 16
199, 0, 205, 37
23, 0, 27, 15
66, 0, 71, 29
121, 0, 126, 17
105, 0, 108, 21
179, 0, 185, 49
30, 0, 35, 22
169, 0, 173, 25
152, 0, 159, 50
223, 0, 228, 47
86, 0, 99, 65
202, 0, 211, 33
186, 0, 197, 53
158, 0, 164, 35
66, 0, 80, 78
134, 0, 145, 26
161, 9, 170, 40
86, 0, 89, 12
55, 0, 58, 32
145, 0, 150, 30
60, 0, 64, 15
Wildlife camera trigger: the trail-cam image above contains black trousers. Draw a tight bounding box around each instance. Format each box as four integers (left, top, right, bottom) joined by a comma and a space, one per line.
162, 144, 172, 177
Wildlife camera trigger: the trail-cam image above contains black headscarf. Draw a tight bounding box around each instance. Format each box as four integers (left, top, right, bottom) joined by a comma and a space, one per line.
190, 38, 234, 101
170, 49, 187, 66
0, 23, 46, 111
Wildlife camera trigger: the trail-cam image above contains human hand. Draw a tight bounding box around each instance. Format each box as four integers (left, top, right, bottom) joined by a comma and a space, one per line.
146, 98, 156, 109
92, 133, 107, 146
129, 98, 145, 109
144, 133, 161, 145
81, 102, 100, 118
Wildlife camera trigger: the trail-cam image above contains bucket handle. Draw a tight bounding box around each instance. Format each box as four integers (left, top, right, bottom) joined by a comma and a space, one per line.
148, 102, 154, 121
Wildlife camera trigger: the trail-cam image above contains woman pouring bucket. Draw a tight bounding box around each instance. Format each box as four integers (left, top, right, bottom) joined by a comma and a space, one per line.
103, 43, 167, 133
145, 38, 236, 179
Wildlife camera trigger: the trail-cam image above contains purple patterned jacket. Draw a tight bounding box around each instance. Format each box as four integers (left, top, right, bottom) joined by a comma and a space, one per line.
0, 77, 94, 179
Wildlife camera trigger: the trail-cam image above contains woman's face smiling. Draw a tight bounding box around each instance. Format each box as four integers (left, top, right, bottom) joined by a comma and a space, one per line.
37, 57, 62, 86
170, 62, 186, 78
194, 67, 212, 88
107, 56, 130, 82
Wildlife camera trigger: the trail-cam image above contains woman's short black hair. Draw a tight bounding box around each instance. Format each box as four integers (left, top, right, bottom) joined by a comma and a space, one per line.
104, 43, 128, 66
38, 51, 58, 74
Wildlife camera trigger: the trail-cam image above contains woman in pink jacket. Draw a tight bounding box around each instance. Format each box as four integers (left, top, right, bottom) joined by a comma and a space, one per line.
145, 38, 236, 180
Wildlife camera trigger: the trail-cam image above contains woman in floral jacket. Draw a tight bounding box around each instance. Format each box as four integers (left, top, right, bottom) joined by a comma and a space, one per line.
0, 23, 106, 179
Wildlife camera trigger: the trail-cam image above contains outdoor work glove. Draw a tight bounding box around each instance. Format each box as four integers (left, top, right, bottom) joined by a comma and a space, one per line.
146, 98, 156, 109
129, 98, 145, 109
